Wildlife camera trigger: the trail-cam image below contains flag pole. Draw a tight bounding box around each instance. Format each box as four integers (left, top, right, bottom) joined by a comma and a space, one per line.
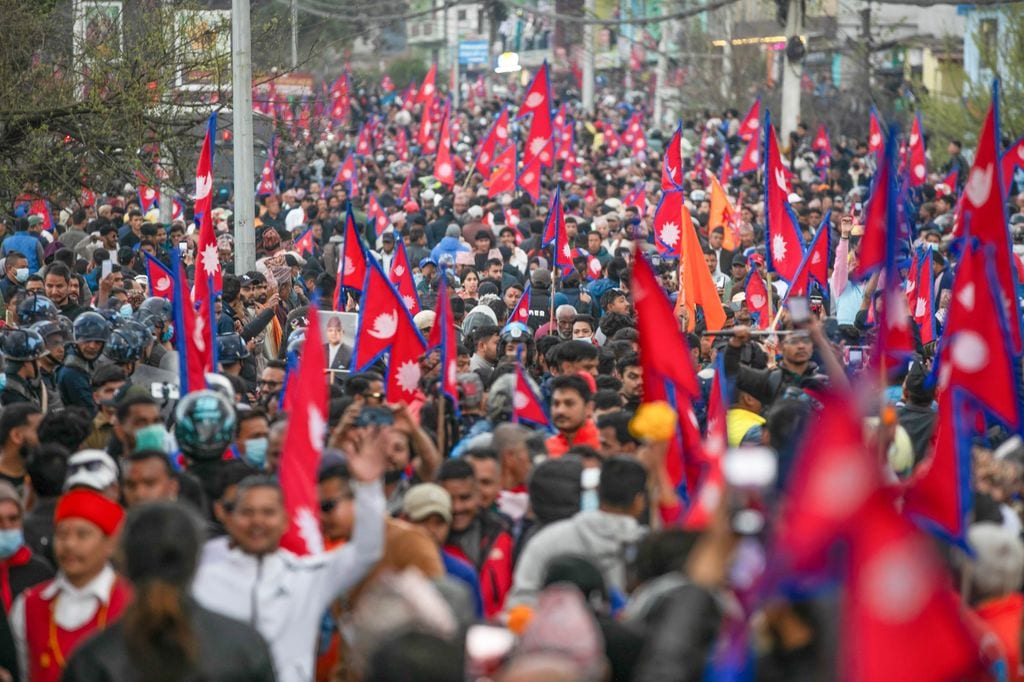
436, 389, 446, 458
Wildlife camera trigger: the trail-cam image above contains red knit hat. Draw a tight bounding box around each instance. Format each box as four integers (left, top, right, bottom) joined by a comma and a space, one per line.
54, 489, 125, 536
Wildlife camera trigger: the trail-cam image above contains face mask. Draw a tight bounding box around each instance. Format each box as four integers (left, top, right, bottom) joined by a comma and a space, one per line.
242, 437, 268, 469
134, 423, 169, 453
14, 268, 28, 283
119, 303, 133, 319
580, 468, 601, 512
0, 529, 22, 559
160, 325, 174, 343
0, 374, 7, 392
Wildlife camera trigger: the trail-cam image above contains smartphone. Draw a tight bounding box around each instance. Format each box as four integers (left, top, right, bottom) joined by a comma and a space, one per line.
178, 242, 188, 253
789, 296, 810, 324
723, 447, 778, 536
101, 260, 112, 279
848, 349, 864, 370
151, 382, 180, 401
353, 406, 394, 427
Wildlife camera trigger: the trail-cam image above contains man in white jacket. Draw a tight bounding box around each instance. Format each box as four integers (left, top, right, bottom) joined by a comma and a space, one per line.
193, 431, 386, 682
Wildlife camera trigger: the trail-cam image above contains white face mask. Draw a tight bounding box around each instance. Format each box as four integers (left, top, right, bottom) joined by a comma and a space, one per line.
14, 268, 28, 283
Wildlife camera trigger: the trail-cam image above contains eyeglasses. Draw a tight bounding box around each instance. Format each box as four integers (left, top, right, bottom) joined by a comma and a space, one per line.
319, 495, 352, 514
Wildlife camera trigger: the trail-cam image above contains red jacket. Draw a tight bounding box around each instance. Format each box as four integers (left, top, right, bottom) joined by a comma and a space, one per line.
546, 419, 602, 458
445, 514, 514, 619
975, 593, 1024, 681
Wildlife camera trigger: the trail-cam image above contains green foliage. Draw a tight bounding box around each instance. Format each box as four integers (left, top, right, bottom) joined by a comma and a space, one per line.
385, 56, 430, 89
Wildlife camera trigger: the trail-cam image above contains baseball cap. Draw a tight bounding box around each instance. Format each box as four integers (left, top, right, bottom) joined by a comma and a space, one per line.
403, 483, 452, 523
26, 215, 43, 227
419, 257, 437, 269
0, 482, 22, 512
381, 231, 396, 242
64, 449, 120, 493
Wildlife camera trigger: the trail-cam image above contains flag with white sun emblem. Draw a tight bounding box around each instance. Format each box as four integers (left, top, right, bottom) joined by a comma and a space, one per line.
388, 238, 421, 315
434, 101, 456, 187
193, 112, 221, 311
279, 303, 327, 556
512, 364, 550, 429
653, 189, 683, 258
763, 112, 805, 283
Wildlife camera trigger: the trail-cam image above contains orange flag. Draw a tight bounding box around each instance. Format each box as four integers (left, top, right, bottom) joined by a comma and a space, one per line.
707, 173, 738, 250
676, 205, 727, 332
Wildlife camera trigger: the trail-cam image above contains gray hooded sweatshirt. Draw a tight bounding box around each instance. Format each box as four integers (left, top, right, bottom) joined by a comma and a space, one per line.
506, 509, 647, 610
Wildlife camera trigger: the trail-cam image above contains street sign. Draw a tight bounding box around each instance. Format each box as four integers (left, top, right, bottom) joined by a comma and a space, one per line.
459, 40, 489, 65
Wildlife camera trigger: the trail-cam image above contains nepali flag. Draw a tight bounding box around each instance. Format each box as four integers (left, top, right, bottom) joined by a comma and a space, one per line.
556, 121, 575, 162
426, 268, 459, 408
474, 106, 509, 178
505, 283, 531, 327
517, 156, 542, 203
381, 74, 394, 92
577, 248, 604, 281
787, 217, 830, 298
907, 248, 937, 346
416, 64, 438, 104
384, 304, 427, 405
512, 363, 551, 429
653, 190, 684, 259
278, 302, 327, 556
352, 255, 415, 371
859, 126, 896, 277
868, 106, 884, 154
938, 167, 959, 197
193, 112, 221, 309
332, 152, 357, 190
719, 147, 734, 186
256, 153, 277, 197
738, 98, 761, 142
294, 228, 317, 257
143, 252, 175, 303
908, 112, 927, 186
543, 187, 574, 272
389, 238, 421, 315
138, 185, 159, 212
335, 206, 368, 304
763, 113, 804, 282
355, 124, 372, 156
487, 144, 517, 198
682, 354, 727, 530
623, 183, 646, 217
553, 103, 567, 131
418, 105, 437, 154
560, 154, 579, 184
367, 192, 389, 236
398, 174, 412, 203
736, 132, 761, 176
519, 62, 554, 168
744, 268, 772, 329
954, 81, 1021, 354
811, 124, 831, 156
662, 124, 684, 190
1001, 135, 1024, 192
169, 248, 212, 395
434, 103, 456, 187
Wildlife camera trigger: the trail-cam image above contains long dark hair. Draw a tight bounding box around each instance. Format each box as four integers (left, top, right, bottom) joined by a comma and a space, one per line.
120, 502, 202, 682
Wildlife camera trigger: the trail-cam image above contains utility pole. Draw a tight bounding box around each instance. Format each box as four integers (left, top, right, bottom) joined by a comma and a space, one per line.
779, 0, 804, 140
232, 0, 256, 274
582, 0, 595, 114
449, 5, 459, 108
653, 0, 679, 127
720, 2, 733, 102
291, 0, 299, 68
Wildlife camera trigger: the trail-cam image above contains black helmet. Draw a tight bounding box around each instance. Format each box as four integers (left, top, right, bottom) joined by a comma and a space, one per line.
16, 295, 58, 326
116, 319, 154, 348
174, 390, 237, 462
104, 328, 144, 363
217, 333, 250, 365
137, 297, 172, 325
29, 320, 68, 345
73, 311, 113, 343
0, 328, 48, 362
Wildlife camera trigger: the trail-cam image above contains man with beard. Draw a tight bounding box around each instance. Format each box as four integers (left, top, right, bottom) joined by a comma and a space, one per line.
43, 263, 87, 319
240, 272, 280, 370
546, 374, 602, 457
615, 354, 643, 412
0, 404, 42, 495
58, 312, 112, 414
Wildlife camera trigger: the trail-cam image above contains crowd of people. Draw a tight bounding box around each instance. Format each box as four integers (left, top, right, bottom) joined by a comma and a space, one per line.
0, 70, 1021, 682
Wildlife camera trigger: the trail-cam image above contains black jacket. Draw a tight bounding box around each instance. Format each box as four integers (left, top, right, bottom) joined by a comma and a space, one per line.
61, 600, 277, 682
632, 584, 722, 682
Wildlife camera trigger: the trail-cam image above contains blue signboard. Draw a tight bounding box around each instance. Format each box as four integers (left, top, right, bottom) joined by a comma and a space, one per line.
459, 40, 489, 65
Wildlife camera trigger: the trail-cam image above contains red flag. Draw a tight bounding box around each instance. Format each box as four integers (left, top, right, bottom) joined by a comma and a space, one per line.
256, 154, 277, 196
475, 107, 509, 178
811, 124, 831, 155
512, 364, 550, 428
519, 64, 553, 168
517, 156, 542, 202
552, 102, 567, 131
662, 125, 683, 190
487, 145, 517, 198
955, 90, 1021, 354
385, 313, 427, 404
395, 127, 409, 161
192, 112, 220, 307
144, 253, 175, 304
1001, 135, 1024, 188
170, 249, 212, 394
427, 271, 459, 404
560, 154, 579, 184
736, 134, 761, 176
744, 269, 771, 329
908, 112, 927, 186
336, 207, 367, 300
939, 168, 959, 197
682, 356, 727, 530
332, 153, 357, 189
844, 491, 988, 682
506, 283, 531, 327
604, 126, 622, 156
389, 239, 421, 315
738, 98, 761, 142
355, 124, 372, 156
543, 187, 574, 272
632, 255, 699, 397
352, 257, 409, 371
434, 104, 456, 187
577, 248, 603, 281
416, 64, 437, 103
279, 304, 327, 556
787, 220, 830, 297
294, 228, 316, 257
366, 192, 389, 236
138, 185, 159, 213
417, 105, 435, 149
764, 116, 804, 282
556, 123, 574, 162
775, 392, 883, 571
653, 190, 683, 258
517, 62, 551, 120
868, 107, 884, 154
859, 134, 892, 277
719, 148, 734, 186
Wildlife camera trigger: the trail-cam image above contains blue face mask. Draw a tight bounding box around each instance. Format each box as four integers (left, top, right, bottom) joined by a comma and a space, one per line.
119, 303, 133, 319
160, 324, 174, 343
0, 529, 23, 559
242, 437, 268, 469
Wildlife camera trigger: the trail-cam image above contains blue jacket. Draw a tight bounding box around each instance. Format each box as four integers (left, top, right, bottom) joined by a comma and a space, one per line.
441, 551, 484, 618
2, 232, 42, 272
430, 237, 470, 264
